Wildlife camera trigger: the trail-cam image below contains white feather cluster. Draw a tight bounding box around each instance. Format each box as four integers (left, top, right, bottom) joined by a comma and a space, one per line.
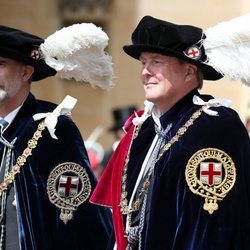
204, 13, 250, 86
39, 23, 114, 89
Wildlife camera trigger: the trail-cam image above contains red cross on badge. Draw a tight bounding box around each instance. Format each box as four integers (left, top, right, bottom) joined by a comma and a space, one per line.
200, 162, 222, 186
30, 49, 40, 60
47, 162, 91, 223
186, 148, 236, 214
185, 46, 201, 60
58, 175, 79, 198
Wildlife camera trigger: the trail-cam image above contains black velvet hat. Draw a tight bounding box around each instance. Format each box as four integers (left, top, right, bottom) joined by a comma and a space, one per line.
123, 16, 223, 81
0, 25, 56, 81
109, 106, 137, 131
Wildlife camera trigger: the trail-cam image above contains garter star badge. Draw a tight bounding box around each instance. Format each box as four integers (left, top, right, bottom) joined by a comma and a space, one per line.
185, 148, 236, 214
47, 162, 91, 224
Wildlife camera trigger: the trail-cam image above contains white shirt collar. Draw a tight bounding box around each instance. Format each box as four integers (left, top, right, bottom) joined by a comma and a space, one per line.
2, 105, 22, 125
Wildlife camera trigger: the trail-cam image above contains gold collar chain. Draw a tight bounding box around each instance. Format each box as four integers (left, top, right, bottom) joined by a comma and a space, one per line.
119, 107, 203, 215
0, 120, 46, 197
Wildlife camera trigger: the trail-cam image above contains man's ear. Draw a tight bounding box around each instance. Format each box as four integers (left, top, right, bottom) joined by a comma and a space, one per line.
22, 65, 34, 82
185, 64, 197, 81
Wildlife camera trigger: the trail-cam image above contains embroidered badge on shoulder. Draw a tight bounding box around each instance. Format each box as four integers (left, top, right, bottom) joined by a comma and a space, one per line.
47, 162, 91, 224
185, 148, 236, 214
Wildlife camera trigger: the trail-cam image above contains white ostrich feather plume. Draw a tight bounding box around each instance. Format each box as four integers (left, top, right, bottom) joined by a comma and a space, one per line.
204, 13, 250, 86
39, 23, 114, 89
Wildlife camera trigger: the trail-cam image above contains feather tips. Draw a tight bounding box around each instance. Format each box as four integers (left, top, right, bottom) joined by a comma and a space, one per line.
204, 13, 250, 86
40, 23, 114, 89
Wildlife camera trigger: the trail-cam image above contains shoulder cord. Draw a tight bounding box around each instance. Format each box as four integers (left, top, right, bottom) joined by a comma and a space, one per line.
0, 144, 13, 249
0, 145, 13, 249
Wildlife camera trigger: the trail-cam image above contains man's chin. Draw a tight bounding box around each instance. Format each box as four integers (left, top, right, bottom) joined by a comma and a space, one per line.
145, 96, 156, 103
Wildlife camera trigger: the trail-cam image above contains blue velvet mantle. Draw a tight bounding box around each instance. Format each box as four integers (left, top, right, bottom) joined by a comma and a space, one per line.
92, 89, 250, 250
0, 93, 113, 250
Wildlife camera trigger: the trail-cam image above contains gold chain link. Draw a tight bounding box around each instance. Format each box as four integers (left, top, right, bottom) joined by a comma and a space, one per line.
119, 108, 203, 215
0, 120, 46, 197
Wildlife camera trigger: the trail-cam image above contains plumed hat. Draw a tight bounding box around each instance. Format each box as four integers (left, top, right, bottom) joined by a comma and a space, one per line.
123, 16, 222, 81
123, 14, 250, 85
0, 23, 113, 88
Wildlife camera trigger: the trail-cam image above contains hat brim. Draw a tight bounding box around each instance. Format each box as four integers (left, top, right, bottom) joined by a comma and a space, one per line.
123, 44, 223, 81
0, 46, 56, 81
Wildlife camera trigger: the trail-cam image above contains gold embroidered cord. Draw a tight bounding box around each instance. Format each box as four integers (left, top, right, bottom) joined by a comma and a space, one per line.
0, 120, 46, 197
119, 107, 203, 215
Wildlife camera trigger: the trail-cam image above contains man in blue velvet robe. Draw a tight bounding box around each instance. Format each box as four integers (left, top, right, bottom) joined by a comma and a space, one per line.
0, 25, 113, 249
90, 16, 250, 250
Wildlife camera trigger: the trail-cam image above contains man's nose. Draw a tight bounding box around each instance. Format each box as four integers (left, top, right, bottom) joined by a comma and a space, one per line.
141, 65, 152, 76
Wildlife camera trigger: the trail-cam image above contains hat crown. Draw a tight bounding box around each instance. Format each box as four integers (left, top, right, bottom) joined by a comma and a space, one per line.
0, 25, 56, 81
0, 25, 43, 53
132, 15, 203, 51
